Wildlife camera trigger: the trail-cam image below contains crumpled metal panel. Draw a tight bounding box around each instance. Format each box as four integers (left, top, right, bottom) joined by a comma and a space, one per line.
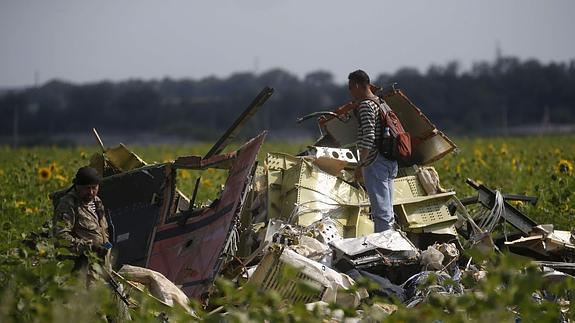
331, 230, 419, 257
105, 144, 148, 171
331, 230, 420, 268
316, 89, 456, 165
98, 165, 167, 267
204, 87, 273, 159
505, 225, 575, 261
249, 246, 364, 307
266, 153, 300, 220
266, 153, 373, 236
383, 90, 456, 165
146, 132, 267, 299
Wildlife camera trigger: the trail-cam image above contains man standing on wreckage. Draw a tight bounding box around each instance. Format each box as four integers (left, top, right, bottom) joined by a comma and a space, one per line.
349, 69, 398, 232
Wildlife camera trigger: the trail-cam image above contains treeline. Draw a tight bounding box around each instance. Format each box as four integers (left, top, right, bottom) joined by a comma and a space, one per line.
1, 56, 574, 142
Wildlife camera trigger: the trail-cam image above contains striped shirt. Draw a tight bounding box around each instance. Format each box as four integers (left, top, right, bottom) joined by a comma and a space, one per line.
357, 98, 382, 166
87, 200, 97, 216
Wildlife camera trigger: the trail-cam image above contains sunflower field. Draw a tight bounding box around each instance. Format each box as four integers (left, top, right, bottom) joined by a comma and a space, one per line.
0, 135, 574, 321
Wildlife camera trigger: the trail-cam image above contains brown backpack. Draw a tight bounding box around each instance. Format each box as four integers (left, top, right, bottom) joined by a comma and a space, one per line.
371, 98, 413, 165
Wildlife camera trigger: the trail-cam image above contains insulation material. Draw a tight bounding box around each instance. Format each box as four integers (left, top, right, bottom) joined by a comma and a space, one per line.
416, 166, 448, 195
420, 246, 444, 270
118, 265, 193, 314
288, 235, 333, 267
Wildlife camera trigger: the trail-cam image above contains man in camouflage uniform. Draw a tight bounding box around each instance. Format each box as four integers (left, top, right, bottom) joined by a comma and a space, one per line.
53, 166, 112, 283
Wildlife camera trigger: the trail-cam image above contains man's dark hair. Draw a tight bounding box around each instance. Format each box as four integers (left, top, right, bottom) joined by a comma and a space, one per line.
348, 70, 370, 87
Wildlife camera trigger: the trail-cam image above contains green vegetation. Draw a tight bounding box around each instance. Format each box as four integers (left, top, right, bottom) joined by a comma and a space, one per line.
0, 135, 574, 321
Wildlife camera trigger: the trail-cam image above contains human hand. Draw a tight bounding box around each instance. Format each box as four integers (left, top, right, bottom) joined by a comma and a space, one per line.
92, 244, 109, 257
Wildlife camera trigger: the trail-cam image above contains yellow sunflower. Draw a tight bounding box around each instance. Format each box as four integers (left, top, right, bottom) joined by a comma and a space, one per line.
557, 159, 573, 176
38, 167, 52, 181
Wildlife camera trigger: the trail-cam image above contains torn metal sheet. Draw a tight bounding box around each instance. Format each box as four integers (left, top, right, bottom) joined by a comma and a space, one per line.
89, 143, 149, 178
266, 152, 373, 237
204, 87, 274, 159
249, 246, 366, 307
316, 88, 456, 165
331, 230, 420, 269
97, 164, 171, 267
536, 262, 575, 276
279, 158, 368, 224
103, 144, 148, 172
173, 152, 237, 170
382, 90, 456, 165
307, 146, 358, 176
146, 132, 267, 298
306, 217, 344, 244
505, 225, 575, 261
346, 269, 406, 302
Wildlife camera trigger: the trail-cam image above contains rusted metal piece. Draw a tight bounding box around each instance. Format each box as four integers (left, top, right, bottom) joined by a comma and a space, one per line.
146, 131, 267, 298
174, 152, 237, 170
204, 87, 274, 159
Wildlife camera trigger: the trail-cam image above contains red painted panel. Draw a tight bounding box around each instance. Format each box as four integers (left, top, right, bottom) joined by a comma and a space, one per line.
147, 132, 266, 298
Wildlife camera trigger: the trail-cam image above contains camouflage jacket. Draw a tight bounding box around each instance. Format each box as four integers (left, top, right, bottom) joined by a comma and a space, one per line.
53, 190, 109, 254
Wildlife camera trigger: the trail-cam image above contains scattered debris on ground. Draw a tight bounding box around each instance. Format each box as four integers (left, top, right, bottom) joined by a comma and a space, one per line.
52, 86, 574, 319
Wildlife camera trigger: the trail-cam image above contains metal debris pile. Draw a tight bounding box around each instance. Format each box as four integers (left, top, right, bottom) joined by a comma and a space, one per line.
62, 87, 574, 318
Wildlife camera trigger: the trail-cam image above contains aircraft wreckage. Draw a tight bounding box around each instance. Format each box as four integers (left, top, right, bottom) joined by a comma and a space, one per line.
53, 86, 575, 317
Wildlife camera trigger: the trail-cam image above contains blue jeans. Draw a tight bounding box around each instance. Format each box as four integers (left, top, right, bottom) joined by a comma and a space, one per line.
362, 153, 398, 232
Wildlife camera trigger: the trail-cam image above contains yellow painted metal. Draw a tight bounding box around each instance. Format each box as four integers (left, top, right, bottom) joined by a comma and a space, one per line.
392, 174, 457, 231
266, 152, 374, 238
266, 153, 300, 220
394, 197, 456, 230
105, 144, 148, 172
279, 158, 367, 223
